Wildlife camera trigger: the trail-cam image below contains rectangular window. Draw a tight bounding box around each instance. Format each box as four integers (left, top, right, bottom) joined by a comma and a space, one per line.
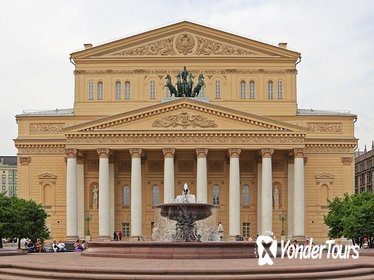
242, 222, 251, 238
122, 223, 130, 238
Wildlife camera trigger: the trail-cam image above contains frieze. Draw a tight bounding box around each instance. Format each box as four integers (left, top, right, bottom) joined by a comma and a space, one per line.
304, 144, 355, 154
306, 123, 342, 133
30, 123, 64, 134
17, 145, 66, 154
73, 68, 296, 76
152, 111, 217, 129
67, 133, 304, 145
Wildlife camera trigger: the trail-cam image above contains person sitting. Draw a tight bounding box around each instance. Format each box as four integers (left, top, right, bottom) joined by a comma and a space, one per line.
81, 240, 86, 250
26, 239, 35, 253
35, 238, 44, 253
51, 240, 59, 253
57, 240, 67, 252
74, 239, 83, 252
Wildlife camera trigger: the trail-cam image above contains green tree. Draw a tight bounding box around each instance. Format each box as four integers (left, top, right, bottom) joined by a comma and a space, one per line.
324, 192, 374, 243
0, 194, 49, 249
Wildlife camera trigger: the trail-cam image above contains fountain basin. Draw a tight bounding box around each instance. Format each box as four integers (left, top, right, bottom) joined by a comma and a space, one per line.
82, 241, 257, 259
157, 203, 215, 223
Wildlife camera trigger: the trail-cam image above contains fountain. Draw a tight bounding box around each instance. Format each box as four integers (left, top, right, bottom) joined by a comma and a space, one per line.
156, 183, 216, 242
82, 183, 257, 259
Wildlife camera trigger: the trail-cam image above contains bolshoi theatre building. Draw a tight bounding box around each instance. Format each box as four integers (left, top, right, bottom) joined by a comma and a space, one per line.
15, 21, 357, 243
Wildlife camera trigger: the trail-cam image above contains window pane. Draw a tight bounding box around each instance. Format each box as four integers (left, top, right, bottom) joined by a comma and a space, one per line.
152, 185, 160, 207
97, 81, 104, 100
277, 80, 283, 99
150, 80, 156, 99
125, 81, 131, 99
115, 81, 121, 100
122, 185, 130, 206
242, 185, 250, 206
249, 80, 255, 98
215, 80, 221, 99
240, 81, 246, 99
268, 81, 273, 99
88, 81, 94, 100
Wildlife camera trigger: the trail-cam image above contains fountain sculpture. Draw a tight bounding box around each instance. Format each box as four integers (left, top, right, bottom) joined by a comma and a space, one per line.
156, 183, 215, 242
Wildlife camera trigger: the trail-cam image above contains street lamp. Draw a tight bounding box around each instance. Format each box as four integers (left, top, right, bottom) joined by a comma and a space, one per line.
279, 210, 287, 240
85, 212, 92, 240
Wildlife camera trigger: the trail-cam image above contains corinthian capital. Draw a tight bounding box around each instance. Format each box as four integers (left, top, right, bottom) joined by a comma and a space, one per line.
162, 148, 175, 158
228, 148, 241, 158
261, 148, 274, 158
129, 148, 142, 158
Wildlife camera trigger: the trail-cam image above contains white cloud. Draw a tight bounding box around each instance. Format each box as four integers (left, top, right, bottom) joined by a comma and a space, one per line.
0, 0, 373, 154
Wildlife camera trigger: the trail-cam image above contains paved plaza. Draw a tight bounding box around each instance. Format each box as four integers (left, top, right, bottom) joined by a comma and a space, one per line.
0, 248, 373, 279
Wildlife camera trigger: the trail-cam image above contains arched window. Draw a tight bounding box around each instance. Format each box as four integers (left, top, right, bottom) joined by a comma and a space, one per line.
122, 185, 130, 207
125, 81, 131, 99
215, 80, 221, 99
150, 80, 156, 99
88, 81, 94, 100
267, 80, 273, 99
249, 80, 255, 99
277, 80, 283, 99
212, 185, 220, 205
242, 185, 250, 206
240, 80, 246, 99
152, 185, 160, 207
115, 81, 122, 100
97, 81, 104, 100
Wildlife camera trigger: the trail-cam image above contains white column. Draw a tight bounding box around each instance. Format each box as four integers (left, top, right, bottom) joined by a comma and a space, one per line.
261, 149, 274, 235
97, 148, 110, 239
196, 148, 208, 203
109, 160, 115, 236
66, 148, 78, 240
293, 149, 305, 238
257, 158, 262, 236
287, 154, 294, 239
130, 148, 142, 237
77, 156, 85, 240
162, 148, 175, 203
228, 148, 241, 237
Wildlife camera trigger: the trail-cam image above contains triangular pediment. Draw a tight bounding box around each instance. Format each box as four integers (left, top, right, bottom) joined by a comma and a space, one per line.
315, 173, 335, 180
38, 172, 57, 180
71, 21, 299, 60
64, 98, 305, 134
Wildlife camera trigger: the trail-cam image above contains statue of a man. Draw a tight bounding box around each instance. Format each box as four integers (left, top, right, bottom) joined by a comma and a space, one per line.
273, 185, 279, 209
92, 185, 99, 209
180, 66, 188, 83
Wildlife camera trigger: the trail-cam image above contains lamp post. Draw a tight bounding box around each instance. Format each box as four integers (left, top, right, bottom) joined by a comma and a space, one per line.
279, 210, 287, 240
85, 212, 92, 241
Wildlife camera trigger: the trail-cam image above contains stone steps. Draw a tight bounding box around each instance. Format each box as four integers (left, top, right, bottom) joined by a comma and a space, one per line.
0, 262, 373, 280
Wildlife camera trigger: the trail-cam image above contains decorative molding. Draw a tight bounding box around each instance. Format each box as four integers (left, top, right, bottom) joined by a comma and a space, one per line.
30, 123, 64, 134
315, 173, 335, 184
208, 161, 224, 173
304, 144, 355, 154
305, 123, 342, 133
196, 148, 208, 158
109, 33, 261, 57
67, 133, 304, 146
175, 33, 197, 55
19, 156, 31, 166
148, 160, 163, 173
16, 144, 66, 154
228, 148, 241, 158
294, 148, 305, 158
162, 148, 175, 158
341, 157, 353, 165
66, 148, 78, 158
261, 148, 274, 158
38, 172, 57, 180
152, 111, 217, 129
97, 148, 110, 158
129, 148, 142, 158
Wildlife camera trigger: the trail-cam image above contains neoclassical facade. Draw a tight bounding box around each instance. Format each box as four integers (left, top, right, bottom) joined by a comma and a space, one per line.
15, 21, 356, 242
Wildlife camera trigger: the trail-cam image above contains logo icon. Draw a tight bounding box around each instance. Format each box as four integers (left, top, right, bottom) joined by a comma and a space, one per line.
256, 235, 277, 265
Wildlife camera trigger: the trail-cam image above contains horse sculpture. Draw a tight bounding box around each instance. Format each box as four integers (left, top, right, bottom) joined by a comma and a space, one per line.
192, 74, 205, 97
164, 74, 177, 97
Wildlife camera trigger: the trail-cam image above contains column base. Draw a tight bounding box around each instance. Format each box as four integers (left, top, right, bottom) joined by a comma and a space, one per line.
65, 235, 79, 242
98, 235, 111, 241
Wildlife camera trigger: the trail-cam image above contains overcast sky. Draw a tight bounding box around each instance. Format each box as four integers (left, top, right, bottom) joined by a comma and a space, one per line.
1, 0, 373, 155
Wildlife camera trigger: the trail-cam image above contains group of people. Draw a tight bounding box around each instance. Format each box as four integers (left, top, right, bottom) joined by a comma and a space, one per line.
113, 230, 123, 241
51, 240, 67, 252
25, 238, 86, 253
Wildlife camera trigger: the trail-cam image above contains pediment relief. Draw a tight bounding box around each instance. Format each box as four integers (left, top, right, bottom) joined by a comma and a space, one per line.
106, 32, 267, 57
65, 98, 303, 133
72, 21, 299, 60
